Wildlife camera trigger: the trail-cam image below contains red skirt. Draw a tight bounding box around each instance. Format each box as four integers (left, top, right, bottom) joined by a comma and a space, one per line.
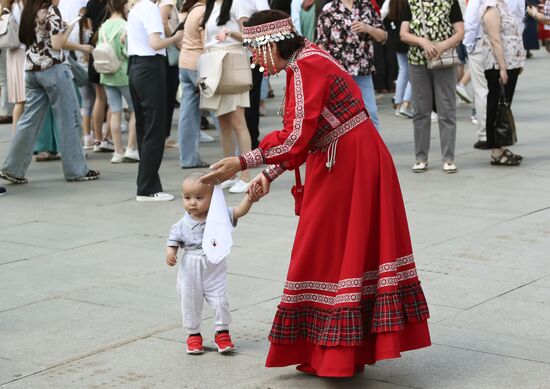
265, 120, 431, 377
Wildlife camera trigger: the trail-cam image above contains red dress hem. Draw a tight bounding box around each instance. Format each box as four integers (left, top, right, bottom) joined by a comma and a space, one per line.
265, 321, 431, 377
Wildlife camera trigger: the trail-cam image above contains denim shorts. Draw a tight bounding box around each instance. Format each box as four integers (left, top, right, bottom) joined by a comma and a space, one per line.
104, 85, 134, 113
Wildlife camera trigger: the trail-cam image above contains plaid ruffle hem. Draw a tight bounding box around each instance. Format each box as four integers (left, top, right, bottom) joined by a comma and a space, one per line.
269, 282, 429, 347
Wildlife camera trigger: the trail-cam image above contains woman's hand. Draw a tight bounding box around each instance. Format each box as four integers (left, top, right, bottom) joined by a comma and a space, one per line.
421, 38, 438, 59
247, 173, 270, 202
215, 28, 231, 42
434, 42, 448, 58
351, 21, 369, 34
200, 157, 242, 185
499, 67, 508, 85
79, 44, 94, 53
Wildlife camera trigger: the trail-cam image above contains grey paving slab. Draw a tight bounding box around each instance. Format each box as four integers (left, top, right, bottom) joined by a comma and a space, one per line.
0, 220, 118, 250
1, 337, 407, 389
0, 242, 160, 312
0, 241, 55, 264
365, 344, 550, 389
0, 297, 173, 382
1, 51, 550, 389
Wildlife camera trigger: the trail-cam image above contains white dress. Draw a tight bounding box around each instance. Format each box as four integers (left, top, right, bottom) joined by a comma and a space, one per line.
7, 1, 25, 103
201, 1, 252, 116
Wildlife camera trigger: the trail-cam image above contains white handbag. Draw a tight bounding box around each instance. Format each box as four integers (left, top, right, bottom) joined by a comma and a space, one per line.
0, 10, 21, 49
198, 50, 252, 96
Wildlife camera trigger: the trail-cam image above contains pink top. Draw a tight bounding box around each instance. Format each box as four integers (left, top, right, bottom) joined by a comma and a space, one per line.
179, 4, 205, 70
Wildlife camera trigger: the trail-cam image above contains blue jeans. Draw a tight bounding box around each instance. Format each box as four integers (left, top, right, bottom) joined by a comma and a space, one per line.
2, 64, 89, 180
395, 52, 412, 104
352, 74, 380, 130
178, 68, 202, 167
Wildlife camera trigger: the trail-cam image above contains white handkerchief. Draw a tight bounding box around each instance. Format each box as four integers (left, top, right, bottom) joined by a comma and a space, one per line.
202, 185, 234, 264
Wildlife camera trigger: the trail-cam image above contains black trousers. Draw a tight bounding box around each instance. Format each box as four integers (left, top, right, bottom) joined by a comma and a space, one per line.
129, 55, 167, 196
245, 67, 264, 149
373, 41, 398, 91
165, 64, 180, 138
484, 68, 520, 149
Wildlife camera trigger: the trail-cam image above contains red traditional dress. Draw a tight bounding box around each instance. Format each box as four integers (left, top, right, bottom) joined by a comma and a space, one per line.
240, 43, 431, 377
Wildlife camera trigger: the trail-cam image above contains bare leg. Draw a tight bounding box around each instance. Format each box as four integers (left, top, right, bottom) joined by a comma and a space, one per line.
110, 111, 124, 155
228, 107, 251, 182
11, 101, 24, 135
217, 113, 237, 159
82, 114, 91, 137
127, 112, 137, 150
459, 69, 471, 86
104, 108, 112, 140
92, 84, 107, 141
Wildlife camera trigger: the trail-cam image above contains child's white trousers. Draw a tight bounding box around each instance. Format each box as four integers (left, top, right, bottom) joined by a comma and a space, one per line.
177, 250, 231, 334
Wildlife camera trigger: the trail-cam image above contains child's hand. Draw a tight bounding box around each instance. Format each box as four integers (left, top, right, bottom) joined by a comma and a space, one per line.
166, 253, 178, 266
246, 192, 258, 203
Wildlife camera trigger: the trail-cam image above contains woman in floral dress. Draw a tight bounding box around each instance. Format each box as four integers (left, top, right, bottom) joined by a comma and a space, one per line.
316, 0, 387, 130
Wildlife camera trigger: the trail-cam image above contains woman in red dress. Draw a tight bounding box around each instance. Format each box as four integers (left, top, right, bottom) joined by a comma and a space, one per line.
201, 10, 431, 377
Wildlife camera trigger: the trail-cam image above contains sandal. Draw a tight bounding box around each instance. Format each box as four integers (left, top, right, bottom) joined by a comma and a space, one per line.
502, 148, 523, 161
35, 152, 61, 162
0, 171, 28, 184
68, 170, 100, 182
491, 150, 521, 166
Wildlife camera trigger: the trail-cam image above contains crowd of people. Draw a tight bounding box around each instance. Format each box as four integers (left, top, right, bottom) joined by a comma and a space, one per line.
0, 0, 548, 379
0, 0, 548, 197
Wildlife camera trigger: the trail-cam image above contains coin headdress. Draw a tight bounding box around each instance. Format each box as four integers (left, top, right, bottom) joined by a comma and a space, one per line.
242, 18, 297, 76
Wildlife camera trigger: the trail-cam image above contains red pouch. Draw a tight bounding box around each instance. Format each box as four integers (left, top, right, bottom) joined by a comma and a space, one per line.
291, 168, 304, 216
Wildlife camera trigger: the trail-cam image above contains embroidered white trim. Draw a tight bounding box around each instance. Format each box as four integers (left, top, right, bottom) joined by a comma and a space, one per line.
284, 254, 417, 291
242, 148, 264, 169
281, 292, 362, 305
263, 164, 285, 181
284, 277, 363, 292
312, 111, 369, 150
321, 107, 340, 128
264, 62, 304, 160
281, 270, 418, 304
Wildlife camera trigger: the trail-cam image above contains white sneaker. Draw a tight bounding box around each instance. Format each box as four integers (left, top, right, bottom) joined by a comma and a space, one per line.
83, 135, 94, 150
110, 152, 125, 164
394, 108, 401, 117
456, 84, 473, 104
443, 162, 457, 174
470, 116, 479, 125
412, 161, 428, 173
99, 139, 115, 152
229, 179, 249, 194
220, 177, 239, 190
200, 131, 215, 143
431, 112, 438, 123
399, 106, 414, 119
123, 148, 140, 162
136, 192, 174, 202
93, 141, 102, 152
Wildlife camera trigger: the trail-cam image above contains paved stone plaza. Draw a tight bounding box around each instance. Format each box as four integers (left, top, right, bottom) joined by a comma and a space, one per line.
1, 53, 550, 389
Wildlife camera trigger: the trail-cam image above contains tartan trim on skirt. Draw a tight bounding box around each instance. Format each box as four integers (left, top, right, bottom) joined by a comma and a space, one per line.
371, 282, 430, 333
269, 282, 429, 346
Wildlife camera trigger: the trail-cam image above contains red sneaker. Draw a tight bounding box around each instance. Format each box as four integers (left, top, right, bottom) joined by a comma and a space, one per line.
214, 332, 234, 353
186, 335, 204, 355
